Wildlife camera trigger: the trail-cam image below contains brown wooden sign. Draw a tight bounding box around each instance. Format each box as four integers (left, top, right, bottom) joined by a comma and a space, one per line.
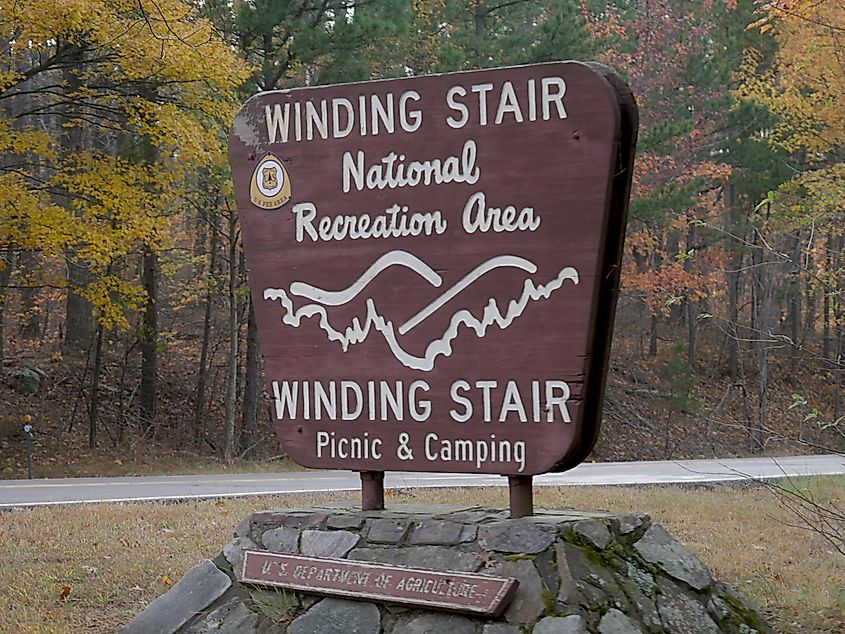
238, 550, 517, 616
229, 62, 637, 475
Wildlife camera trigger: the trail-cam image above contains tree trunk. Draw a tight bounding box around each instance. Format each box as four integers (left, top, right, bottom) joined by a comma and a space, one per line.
62, 44, 94, 354
19, 251, 41, 340
685, 224, 696, 368
727, 259, 739, 378
803, 246, 816, 350
649, 247, 661, 357
241, 297, 261, 458
139, 247, 158, 429
726, 183, 740, 378
65, 257, 95, 353
788, 231, 801, 386
88, 323, 105, 449
835, 325, 843, 423
834, 235, 843, 422
0, 247, 15, 369
635, 300, 644, 358
473, 2, 487, 38
649, 313, 658, 357
751, 217, 772, 452
223, 210, 239, 461
195, 210, 219, 448
115, 339, 134, 445
824, 230, 834, 360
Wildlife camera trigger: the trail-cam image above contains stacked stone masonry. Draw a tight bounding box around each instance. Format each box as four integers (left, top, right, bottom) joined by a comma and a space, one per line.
122, 504, 773, 634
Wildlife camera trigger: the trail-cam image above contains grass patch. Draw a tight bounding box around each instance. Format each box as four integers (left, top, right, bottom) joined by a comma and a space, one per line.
0, 481, 842, 633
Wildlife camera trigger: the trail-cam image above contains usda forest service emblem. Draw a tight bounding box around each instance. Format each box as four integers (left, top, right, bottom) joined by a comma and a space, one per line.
250, 153, 291, 209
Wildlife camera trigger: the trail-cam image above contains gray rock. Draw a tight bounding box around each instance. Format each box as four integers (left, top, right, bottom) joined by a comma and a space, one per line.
534, 547, 558, 598
314, 501, 358, 511
483, 624, 521, 634
397, 612, 478, 634
367, 518, 410, 544
536, 510, 612, 522
223, 535, 256, 569
598, 608, 643, 634
657, 584, 720, 634
532, 615, 587, 634
614, 569, 661, 633
300, 529, 359, 558
121, 560, 231, 634
349, 546, 481, 572
287, 598, 379, 634
261, 526, 300, 553
707, 594, 731, 623
408, 520, 467, 545
555, 543, 578, 604
491, 559, 545, 625
12, 367, 44, 395
625, 560, 656, 595
186, 600, 258, 633
576, 580, 611, 612
234, 516, 252, 539
562, 543, 625, 608
572, 520, 612, 550
252, 510, 326, 528
327, 515, 365, 530
710, 582, 773, 633
391, 503, 478, 515
299, 593, 320, 610
633, 524, 712, 591
446, 509, 509, 524
481, 521, 555, 554
459, 524, 478, 543
612, 513, 650, 537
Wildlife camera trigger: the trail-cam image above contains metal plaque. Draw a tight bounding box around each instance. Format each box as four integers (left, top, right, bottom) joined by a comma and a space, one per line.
229, 62, 637, 475
238, 550, 517, 616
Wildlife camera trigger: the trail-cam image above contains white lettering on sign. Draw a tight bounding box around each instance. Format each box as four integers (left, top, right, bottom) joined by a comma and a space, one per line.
315, 430, 383, 460
424, 433, 527, 472
462, 192, 541, 234
262, 76, 569, 143
447, 380, 570, 423
342, 140, 480, 193
291, 202, 447, 243
291, 190, 542, 244
445, 77, 567, 129
264, 251, 579, 372
265, 90, 423, 143
274, 379, 432, 422
273, 378, 570, 429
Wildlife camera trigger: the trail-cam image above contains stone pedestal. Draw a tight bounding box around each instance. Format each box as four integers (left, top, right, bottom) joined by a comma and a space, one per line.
122, 504, 772, 634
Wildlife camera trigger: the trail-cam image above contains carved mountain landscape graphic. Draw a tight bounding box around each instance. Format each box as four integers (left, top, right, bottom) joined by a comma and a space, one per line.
264, 249, 579, 371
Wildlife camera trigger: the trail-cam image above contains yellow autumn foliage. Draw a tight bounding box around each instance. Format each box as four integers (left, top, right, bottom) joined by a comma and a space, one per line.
737, 0, 844, 235
741, 1, 844, 155
0, 0, 251, 327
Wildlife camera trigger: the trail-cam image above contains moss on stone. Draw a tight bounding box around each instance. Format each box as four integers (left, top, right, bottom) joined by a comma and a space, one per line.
720, 591, 769, 632
502, 552, 536, 562
540, 585, 556, 614
624, 560, 657, 596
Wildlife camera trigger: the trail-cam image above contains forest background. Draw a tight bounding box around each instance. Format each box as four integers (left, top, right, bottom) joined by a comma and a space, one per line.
0, 0, 842, 478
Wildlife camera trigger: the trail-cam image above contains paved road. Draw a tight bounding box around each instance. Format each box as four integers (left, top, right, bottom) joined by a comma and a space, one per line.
1, 454, 842, 508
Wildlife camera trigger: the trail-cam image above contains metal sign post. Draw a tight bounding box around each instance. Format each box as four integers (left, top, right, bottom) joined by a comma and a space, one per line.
23, 416, 33, 479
